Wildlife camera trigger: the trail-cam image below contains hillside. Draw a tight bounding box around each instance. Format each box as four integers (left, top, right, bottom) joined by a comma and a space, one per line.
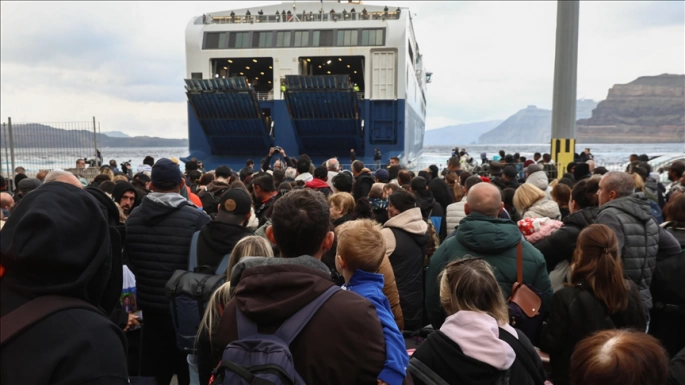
9, 124, 188, 148
424, 120, 503, 146
576, 74, 685, 143
478, 99, 598, 144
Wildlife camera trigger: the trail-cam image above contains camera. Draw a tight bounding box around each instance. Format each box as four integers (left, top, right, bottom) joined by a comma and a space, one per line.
274, 146, 282, 152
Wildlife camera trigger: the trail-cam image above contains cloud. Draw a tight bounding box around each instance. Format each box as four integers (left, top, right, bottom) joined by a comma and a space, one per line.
1, 1, 682, 137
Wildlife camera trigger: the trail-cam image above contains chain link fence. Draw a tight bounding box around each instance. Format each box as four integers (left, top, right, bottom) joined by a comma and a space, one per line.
1, 118, 101, 189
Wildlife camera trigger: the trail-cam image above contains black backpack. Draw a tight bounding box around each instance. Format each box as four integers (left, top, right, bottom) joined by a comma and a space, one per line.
201, 188, 229, 217
165, 231, 230, 353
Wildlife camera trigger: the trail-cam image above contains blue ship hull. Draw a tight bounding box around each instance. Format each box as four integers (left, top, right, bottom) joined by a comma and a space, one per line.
183, 77, 424, 171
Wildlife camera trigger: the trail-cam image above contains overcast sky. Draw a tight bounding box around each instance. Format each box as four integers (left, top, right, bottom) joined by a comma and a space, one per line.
1, 1, 683, 137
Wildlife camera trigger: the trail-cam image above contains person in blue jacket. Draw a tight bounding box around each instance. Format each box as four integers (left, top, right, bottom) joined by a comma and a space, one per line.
335, 219, 409, 385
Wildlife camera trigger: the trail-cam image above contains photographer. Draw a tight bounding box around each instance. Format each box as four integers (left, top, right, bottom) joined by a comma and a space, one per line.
261, 146, 294, 172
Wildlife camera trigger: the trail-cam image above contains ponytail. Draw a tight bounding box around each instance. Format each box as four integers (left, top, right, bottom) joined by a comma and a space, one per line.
571, 224, 629, 314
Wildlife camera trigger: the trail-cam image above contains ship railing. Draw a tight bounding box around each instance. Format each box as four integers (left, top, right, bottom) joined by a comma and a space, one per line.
256, 92, 273, 101
207, 11, 401, 25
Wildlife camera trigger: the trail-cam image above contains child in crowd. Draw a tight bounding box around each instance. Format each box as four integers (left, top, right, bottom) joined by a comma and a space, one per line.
335, 219, 408, 385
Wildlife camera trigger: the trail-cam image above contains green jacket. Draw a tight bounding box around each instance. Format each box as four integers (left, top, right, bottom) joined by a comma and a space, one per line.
425, 213, 553, 328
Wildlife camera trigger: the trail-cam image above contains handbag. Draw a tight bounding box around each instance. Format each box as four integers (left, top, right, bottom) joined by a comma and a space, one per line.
508, 242, 544, 344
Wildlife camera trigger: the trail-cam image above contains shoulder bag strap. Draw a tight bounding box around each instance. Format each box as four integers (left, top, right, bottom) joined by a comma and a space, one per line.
1, 295, 102, 347
188, 231, 201, 271
274, 285, 340, 344
498, 328, 545, 385
516, 242, 523, 284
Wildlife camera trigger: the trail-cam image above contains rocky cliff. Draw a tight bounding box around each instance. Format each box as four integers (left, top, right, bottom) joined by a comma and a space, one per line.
576, 74, 684, 143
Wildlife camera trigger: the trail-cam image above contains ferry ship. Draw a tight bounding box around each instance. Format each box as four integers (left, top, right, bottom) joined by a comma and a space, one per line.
183, 0, 430, 170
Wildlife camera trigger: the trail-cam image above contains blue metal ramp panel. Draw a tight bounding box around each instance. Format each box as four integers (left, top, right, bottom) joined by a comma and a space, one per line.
185, 78, 272, 155
283, 75, 362, 155
369, 100, 398, 144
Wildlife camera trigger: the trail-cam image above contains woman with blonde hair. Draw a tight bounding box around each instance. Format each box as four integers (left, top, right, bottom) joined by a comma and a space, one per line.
328, 192, 356, 227
540, 224, 647, 385
99, 166, 115, 181
514, 183, 561, 220
195, 235, 273, 385
409, 257, 546, 385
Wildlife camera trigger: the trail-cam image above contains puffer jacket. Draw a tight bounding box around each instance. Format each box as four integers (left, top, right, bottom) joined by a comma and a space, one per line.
596, 194, 659, 310
533, 207, 599, 272
523, 197, 561, 220
445, 200, 466, 236
526, 171, 552, 199
382, 207, 429, 331
125, 193, 210, 312
426, 213, 553, 329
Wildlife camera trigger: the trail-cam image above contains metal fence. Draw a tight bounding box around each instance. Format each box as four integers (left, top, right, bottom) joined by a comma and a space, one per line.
1, 117, 101, 186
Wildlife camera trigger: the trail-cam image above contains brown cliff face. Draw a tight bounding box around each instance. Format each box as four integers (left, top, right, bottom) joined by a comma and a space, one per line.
576, 74, 685, 143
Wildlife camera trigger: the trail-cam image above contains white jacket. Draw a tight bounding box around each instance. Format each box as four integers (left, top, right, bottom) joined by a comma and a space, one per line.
445, 200, 466, 236
522, 197, 561, 220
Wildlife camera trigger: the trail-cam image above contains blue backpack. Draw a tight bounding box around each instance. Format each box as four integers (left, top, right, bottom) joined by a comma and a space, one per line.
210, 286, 340, 385
165, 231, 230, 353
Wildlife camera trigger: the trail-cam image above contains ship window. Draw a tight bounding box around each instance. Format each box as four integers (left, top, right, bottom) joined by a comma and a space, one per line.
276, 31, 291, 47
361, 29, 384, 46
203, 32, 229, 49
336, 30, 358, 46
229, 32, 250, 48
408, 41, 414, 65
253, 32, 273, 48
294, 31, 309, 47
313, 30, 333, 47
191, 72, 203, 80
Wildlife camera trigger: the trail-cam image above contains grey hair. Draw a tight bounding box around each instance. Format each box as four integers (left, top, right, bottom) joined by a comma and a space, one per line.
44, 170, 75, 184
326, 158, 340, 171
285, 167, 297, 180
602, 172, 635, 198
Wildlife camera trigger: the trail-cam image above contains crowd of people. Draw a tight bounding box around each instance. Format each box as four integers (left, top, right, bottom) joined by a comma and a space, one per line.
0, 147, 684, 385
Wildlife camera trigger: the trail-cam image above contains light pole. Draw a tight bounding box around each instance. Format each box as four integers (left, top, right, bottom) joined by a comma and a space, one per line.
550, 0, 579, 177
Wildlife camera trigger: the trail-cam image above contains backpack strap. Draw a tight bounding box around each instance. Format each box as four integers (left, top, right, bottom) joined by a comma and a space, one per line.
497, 328, 545, 385
188, 231, 201, 271
236, 285, 340, 342
215, 253, 231, 276
408, 357, 450, 385
1, 295, 102, 347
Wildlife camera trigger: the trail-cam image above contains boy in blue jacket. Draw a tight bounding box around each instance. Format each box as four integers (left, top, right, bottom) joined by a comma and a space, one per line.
335, 219, 409, 385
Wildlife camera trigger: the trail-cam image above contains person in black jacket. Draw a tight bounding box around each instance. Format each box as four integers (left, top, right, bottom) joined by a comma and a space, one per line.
540, 224, 647, 385
410, 258, 546, 385
534, 178, 599, 273
196, 188, 254, 270
351, 160, 374, 201
125, 158, 210, 385
411, 176, 447, 240
251, 172, 278, 227
0, 181, 129, 384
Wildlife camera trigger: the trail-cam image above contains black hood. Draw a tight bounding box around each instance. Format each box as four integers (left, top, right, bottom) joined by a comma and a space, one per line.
0, 182, 121, 314
85, 187, 121, 226
563, 206, 599, 229
111, 181, 137, 204
414, 190, 437, 219
199, 221, 253, 257
136, 193, 191, 226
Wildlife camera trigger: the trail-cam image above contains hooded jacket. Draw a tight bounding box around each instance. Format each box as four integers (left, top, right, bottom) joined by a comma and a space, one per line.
415, 191, 447, 240
125, 192, 210, 312
382, 207, 429, 331
522, 197, 561, 220
533, 207, 598, 272
196, 221, 253, 269
426, 213, 553, 329
112, 181, 137, 207
526, 171, 552, 199
353, 170, 375, 201
305, 178, 333, 197
344, 270, 409, 385
411, 311, 545, 385
0, 182, 128, 385
596, 194, 663, 310
197, 180, 230, 216
197, 256, 386, 385
540, 281, 646, 385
